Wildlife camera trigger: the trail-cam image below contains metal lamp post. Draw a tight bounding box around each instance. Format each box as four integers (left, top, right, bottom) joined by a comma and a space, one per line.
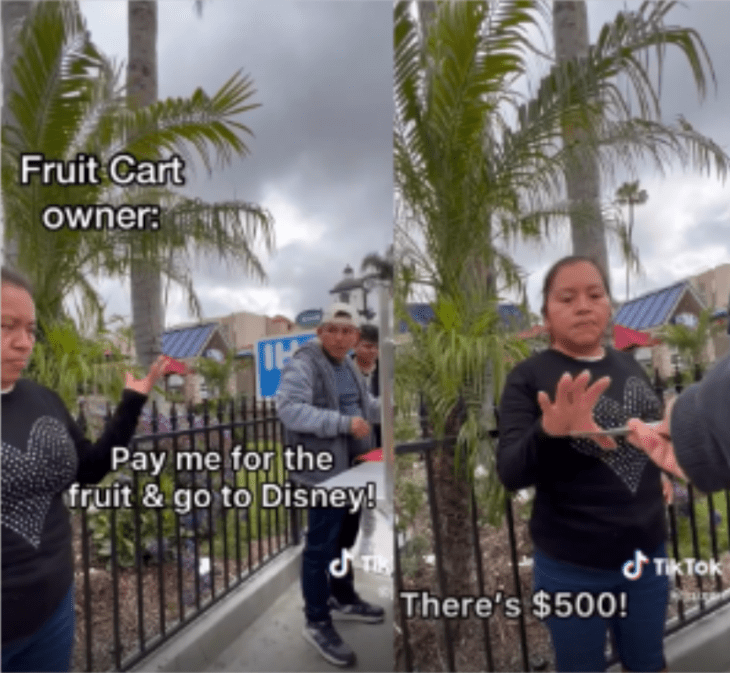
375, 277, 394, 525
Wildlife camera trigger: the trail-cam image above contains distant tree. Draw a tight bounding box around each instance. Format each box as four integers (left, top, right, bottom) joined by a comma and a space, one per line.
659, 307, 723, 371
615, 181, 648, 300
360, 245, 394, 282
195, 349, 248, 401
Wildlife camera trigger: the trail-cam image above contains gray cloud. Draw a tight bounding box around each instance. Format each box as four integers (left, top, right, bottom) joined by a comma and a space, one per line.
81, 0, 393, 327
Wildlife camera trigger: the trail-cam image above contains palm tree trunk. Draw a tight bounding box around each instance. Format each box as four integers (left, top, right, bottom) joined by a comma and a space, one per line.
127, 0, 162, 368
626, 203, 633, 300
553, 1, 610, 283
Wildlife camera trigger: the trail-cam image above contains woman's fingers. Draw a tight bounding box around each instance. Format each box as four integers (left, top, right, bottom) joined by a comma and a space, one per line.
591, 428, 618, 451
539, 371, 613, 440
572, 369, 591, 395
625, 418, 651, 451
554, 372, 575, 408
149, 355, 167, 381
584, 375, 612, 409
123, 356, 167, 395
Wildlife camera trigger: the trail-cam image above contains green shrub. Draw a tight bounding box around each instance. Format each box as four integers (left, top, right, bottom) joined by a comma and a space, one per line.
672, 497, 729, 562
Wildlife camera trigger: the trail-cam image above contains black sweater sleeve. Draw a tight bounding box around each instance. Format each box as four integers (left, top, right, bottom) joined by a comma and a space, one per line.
497, 365, 561, 491
63, 390, 148, 484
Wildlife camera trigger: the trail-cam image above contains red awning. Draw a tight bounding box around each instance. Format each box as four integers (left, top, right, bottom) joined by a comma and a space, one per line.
162, 355, 188, 375
613, 324, 661, 351
517, 324, 548, 339
514, 323, 661, 351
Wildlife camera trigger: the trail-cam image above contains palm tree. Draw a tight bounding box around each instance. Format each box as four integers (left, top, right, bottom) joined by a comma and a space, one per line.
1, 0, 35, 268
195, 349, 248, 402
2, 1, 273, 335
615, 180, 648, 300
360, 245, 394, 282
395, 1, 538, 621
396, 0, 729, 495
659, 307, 722, 373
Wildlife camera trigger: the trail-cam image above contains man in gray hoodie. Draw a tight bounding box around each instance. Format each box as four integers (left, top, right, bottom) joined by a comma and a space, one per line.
276, 303, 382, 667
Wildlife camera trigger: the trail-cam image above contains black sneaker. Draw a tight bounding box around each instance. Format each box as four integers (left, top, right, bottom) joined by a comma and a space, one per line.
328, 595, 385, 623
302, 619, 356, 668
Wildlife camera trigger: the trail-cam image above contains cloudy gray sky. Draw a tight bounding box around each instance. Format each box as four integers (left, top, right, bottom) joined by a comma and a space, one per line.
79, 0, 393, 328
38, 1, 730, 331
502, 1, 730, 315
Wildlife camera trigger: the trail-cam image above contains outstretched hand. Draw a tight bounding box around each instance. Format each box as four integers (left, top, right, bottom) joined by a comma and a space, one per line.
124, 355, 167, 396
626, 398, 686, 480
537, 370, 616, 450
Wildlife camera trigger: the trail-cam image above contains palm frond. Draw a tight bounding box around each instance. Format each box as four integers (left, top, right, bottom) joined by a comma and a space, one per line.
2, 2, 272, 329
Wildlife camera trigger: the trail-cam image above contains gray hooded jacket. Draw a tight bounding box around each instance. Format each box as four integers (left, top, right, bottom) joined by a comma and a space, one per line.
672, 350, 730, 492
276, 339, 380, 484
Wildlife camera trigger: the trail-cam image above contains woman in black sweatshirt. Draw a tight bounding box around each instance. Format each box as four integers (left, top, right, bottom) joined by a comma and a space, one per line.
498, 256, 669, 672
1, 267, 166, 672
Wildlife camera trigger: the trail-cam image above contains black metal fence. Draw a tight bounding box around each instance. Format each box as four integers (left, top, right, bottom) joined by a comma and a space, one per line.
72, 397, 305, 672
395, 365, 730, 671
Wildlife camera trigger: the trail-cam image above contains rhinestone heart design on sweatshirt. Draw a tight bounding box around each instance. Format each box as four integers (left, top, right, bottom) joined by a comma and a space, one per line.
570, 376, 662, 494
2, 416, 78, 548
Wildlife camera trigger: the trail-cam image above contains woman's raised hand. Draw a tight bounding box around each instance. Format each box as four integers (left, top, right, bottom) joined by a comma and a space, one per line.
124, 355, 168, 396
537, 370, 616, 450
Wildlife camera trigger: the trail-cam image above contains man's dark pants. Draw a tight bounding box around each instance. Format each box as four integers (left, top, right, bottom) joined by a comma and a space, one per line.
302, 506, 362, 622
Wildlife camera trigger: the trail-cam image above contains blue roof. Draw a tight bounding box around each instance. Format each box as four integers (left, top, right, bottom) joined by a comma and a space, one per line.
400, 303, 435, 331
162, 323, 218, 359
399, 302, 527, 333
613, 282, 691, 330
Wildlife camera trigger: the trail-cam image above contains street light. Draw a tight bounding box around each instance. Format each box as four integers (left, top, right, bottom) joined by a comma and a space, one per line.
328, 265, 377, 322
360, 275, 377, 321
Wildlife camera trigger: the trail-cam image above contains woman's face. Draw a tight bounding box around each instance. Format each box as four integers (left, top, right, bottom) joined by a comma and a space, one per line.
543, 261, 611, 357
1, 283, 36, 388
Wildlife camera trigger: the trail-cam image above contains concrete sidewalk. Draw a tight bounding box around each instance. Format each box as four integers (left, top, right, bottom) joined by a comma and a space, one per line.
132, 506, 394, 672
205, 570, 393, 672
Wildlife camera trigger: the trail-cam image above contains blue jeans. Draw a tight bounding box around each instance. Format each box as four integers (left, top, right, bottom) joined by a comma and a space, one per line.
533, 544, 669, 672
302, 507, 361, 622
2, 583, 75, 672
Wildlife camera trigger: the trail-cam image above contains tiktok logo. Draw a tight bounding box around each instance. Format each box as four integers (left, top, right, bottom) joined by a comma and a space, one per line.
622, 549, 651, 580
329, 549, 355, 578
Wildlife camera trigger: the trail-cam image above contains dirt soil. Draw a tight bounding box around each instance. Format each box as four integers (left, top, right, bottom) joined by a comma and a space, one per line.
71, 515, 288, 672
395, 501, 555, 672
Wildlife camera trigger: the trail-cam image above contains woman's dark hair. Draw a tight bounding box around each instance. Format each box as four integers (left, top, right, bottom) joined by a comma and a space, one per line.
358, 324, 379, 344
1, 266, 34, 295
540, 255, 611, 319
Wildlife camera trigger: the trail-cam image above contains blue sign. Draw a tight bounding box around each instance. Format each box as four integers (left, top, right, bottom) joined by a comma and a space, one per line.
295, 308, 323, 328
255, 333, 317, 398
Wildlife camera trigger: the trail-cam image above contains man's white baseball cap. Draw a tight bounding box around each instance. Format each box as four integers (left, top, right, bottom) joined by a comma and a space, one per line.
321, 302, 358, 328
